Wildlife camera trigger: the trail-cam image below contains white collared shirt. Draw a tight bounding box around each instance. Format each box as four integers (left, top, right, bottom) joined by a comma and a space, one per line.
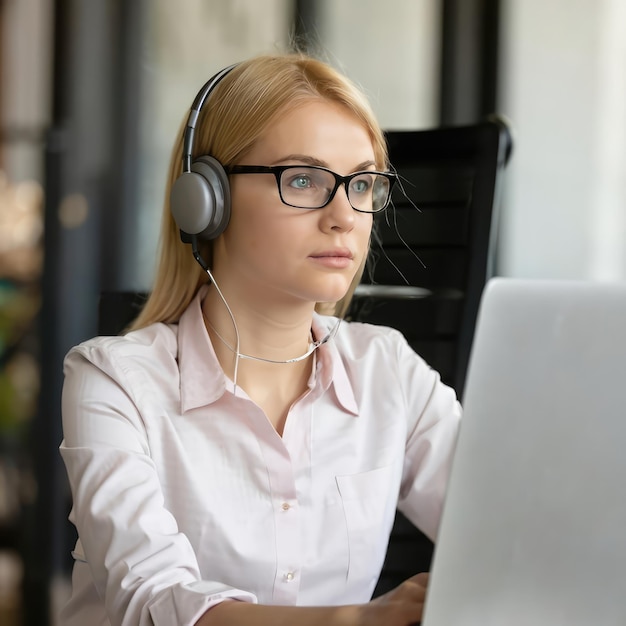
59, 286, 461, 626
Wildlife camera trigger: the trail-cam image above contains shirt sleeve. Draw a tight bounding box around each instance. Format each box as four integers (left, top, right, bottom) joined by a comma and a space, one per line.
59, 348, 257, 626
393, 334, 463, 541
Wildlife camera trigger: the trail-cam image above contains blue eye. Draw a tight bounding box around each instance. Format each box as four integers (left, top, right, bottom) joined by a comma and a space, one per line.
290, 175, 313, 189
351, 175, 373, 195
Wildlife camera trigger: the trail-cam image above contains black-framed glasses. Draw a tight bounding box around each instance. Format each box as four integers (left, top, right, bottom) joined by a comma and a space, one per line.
227, 164, 397, 213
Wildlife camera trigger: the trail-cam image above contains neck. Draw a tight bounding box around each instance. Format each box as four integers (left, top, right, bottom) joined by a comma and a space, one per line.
204, 313, 321, 364
202, 282, 318, 372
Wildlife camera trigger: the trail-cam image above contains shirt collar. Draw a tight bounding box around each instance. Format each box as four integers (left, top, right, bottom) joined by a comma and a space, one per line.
311, 313, 359, 416
178, 287, 359, 416
178, 285, 227, 412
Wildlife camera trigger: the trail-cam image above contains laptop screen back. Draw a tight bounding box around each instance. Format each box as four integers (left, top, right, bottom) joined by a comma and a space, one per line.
422, 278, 626, 626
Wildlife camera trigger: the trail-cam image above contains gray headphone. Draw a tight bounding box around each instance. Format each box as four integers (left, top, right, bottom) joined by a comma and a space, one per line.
170, 64, 238, 241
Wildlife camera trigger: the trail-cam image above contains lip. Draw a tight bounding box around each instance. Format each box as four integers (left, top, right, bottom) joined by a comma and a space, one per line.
309, 248, 354, 269
309, 248, 354, 260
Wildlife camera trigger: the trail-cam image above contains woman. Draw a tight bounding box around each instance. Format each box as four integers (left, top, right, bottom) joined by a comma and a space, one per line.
60, 53, 462, 626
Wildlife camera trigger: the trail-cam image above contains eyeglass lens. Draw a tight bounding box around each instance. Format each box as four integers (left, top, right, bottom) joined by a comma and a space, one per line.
279, 167, 391, 212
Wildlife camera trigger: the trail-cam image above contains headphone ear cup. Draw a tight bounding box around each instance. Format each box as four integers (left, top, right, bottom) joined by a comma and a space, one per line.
170, 155, 231, 240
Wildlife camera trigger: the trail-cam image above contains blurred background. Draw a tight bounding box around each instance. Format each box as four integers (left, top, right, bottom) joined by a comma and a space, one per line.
0, 0, 624, 624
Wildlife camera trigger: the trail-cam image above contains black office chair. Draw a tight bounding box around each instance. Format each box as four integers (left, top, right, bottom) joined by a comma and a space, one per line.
350, 118, 512, 596
98, 291, 147, 336
351, 118, 511, 395
98, 117, 513, 598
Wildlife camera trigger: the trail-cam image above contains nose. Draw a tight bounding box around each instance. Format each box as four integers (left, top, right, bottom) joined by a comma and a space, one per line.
320, 183, 356, 232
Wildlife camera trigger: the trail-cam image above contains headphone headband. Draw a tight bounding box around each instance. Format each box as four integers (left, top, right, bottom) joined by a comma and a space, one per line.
181, 63, 239, 172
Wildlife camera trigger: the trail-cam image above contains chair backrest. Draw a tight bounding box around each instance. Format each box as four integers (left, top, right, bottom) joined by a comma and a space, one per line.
357, 119, 512, 597
98, 291, 147, 335
350, 118, 512, 397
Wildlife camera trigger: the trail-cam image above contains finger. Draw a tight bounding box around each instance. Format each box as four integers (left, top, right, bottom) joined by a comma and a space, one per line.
407, 572, 430, 588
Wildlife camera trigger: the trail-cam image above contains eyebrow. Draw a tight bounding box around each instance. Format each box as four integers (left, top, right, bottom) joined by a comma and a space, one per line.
272, 154, 378, 171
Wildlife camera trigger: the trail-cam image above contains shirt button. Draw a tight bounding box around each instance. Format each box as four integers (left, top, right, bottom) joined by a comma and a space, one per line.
281, 502, 290, 511
284, 572, 295, 582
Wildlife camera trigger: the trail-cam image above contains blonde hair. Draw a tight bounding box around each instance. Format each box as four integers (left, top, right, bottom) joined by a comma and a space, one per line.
130, 53, 388, 330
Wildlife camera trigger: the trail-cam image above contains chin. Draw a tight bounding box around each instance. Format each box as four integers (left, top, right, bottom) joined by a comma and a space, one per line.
309, 287, 353, 311
293, 275, 356, 310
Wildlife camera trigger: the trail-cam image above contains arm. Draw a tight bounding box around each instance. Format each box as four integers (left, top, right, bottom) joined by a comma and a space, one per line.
195, 573, 430, 626
61, 349, 255, 625
394, 335, 462, 539
197, 602, 354, 626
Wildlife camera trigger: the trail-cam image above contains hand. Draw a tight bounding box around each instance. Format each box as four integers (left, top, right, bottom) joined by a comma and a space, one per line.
355, 572, 429, 626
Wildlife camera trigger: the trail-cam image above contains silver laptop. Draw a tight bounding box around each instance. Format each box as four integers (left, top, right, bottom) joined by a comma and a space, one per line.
422, 278, 626, 626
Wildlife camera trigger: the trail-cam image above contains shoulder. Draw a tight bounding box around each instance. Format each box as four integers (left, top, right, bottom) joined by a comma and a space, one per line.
329, 316, 457, 403
317, 315, 432, 392
320, 317, 460, 438
64, 322, 179, 380
331, 317, 419, 364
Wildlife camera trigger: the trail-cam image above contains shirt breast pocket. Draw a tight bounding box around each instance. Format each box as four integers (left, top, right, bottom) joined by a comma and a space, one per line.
336, 464, 396, 592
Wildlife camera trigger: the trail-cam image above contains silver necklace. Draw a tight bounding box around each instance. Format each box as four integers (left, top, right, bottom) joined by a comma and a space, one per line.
203, 313, 340, 364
